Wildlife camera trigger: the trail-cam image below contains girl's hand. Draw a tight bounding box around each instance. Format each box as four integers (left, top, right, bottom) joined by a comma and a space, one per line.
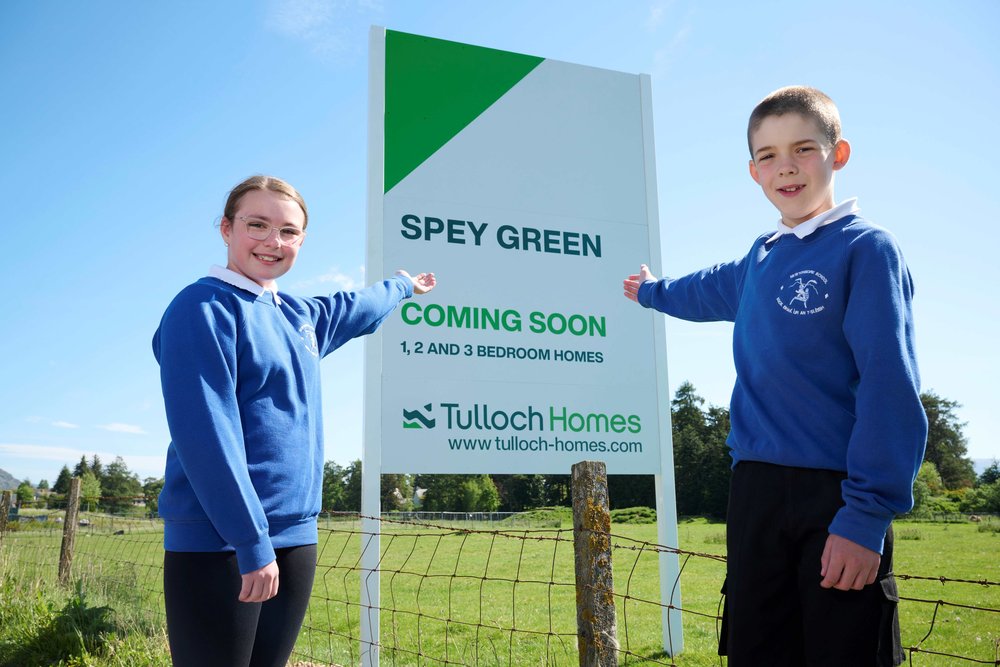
239, 560, 279, 603
396, 270, 437, 295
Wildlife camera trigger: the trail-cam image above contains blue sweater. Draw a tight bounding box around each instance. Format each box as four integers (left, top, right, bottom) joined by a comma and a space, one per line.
153, 275, 412, 574
638, 215, 927, 553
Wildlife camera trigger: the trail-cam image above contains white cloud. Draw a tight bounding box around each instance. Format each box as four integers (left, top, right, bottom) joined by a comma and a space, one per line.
646, 0, 674, 31
291, 266, 363, 291
651, 14, 693, 77
0, 443, 91, 463
97, 423, 147, 435
52, 421, 80, 429
266, 0, 383, 62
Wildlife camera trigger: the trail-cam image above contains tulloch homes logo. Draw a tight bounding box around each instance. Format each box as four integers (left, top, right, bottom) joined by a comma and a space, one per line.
403, 404, 436, 429
402, 401, 641, 434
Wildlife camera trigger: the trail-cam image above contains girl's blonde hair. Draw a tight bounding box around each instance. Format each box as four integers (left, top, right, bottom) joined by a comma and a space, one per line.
223, 175, 309, 228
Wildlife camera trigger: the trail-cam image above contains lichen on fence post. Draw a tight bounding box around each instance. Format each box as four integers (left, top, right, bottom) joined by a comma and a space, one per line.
0, 490, 12, 547
58, 477, 82, 584
572, 460, 619, 666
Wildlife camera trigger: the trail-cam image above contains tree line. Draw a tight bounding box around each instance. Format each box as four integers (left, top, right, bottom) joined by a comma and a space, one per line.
13, 384, 995, 519
15, 455, 161, 515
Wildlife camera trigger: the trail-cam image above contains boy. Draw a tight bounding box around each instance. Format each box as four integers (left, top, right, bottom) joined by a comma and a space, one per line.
623, 86, 927, 666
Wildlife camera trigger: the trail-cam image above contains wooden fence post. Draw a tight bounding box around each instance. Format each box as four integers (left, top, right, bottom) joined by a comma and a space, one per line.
59, 477, 82, 584
572, 460, 618, 666
0, 490, 12, 548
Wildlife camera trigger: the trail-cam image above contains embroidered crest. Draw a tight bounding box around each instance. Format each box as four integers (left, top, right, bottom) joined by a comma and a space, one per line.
299, 324, 319, 357
776, 269, 829, 315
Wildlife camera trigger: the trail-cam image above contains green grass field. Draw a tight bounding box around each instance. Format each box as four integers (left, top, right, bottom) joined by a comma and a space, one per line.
1, 513, 997, 666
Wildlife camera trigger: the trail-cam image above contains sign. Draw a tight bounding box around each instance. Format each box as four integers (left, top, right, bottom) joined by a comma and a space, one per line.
371, 29, 667, 475
362, 28, 682, 663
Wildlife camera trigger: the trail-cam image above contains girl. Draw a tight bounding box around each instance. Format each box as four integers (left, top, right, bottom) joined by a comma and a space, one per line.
153, 175, 435, 666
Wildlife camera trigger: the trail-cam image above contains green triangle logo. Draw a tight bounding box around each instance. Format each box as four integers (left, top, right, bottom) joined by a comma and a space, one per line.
384, 30, 543, 193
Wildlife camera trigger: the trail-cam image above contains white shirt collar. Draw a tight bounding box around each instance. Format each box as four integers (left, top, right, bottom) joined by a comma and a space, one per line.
769, 198, 860, 242
208, 265, 282, 305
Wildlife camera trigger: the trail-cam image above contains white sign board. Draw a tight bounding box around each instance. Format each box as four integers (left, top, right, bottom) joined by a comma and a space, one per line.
370, 29, 668, 475
362, 28, 682, 663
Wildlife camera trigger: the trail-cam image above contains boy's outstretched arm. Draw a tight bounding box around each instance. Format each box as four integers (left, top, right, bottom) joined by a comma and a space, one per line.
820, 534, 880, 591
623, 264, 656, 302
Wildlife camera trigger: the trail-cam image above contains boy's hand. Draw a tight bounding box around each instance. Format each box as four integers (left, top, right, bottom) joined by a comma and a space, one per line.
819, 534, 880, 591
622, 264, 657, 303
396, 270, 437, 295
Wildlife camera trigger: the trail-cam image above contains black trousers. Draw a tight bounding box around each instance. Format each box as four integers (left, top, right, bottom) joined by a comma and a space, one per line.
720, 461, 903, 666
164, 544, 316, 667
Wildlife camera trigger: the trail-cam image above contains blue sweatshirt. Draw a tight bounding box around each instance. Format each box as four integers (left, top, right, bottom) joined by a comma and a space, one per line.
638, 214, 927, 553
153, 274, 413, 574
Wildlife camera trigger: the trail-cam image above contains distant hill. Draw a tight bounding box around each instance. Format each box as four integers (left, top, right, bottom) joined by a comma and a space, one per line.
0, 467, 22, 491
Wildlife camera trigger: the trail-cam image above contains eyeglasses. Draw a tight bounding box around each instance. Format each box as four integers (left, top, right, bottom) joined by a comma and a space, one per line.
237, 216, 306, 246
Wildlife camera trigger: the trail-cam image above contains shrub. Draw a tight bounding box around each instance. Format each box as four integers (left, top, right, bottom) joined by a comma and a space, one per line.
611, 506, 657, 524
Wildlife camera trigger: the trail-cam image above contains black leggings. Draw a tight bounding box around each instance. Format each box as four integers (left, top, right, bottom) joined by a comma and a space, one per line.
164, 544, 316, 667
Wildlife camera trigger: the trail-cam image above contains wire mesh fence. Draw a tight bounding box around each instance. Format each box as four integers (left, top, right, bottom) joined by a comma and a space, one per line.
1, 495, 998, 666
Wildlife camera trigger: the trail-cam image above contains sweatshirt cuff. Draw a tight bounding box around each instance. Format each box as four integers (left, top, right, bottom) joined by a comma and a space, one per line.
394, 274, 415, 299
235, 535, 277, 575
828, 505, 892, 554
636, 280, 656, 308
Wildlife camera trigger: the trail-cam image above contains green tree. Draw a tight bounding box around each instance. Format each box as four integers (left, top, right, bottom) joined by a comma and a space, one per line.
921, 391, 976, 489
701, 406, 733, 518
16, 481, 34, 506
668, 382, 732, 518
73, 456, 90, 478
672, 424, 708, 515
979, 461, 1000, 486
608, 475, 655, 509
418, 474, 500, 512
959, 480, 1000, 514
322, 461, 348, 512
78, 471, 101, 512
493, 474, 546, 511
543, 474, 572, 507
343, 460, 363, 513
461, 476, 500, 512
101, 457, 142, 514
37, 479, 50, 492
382, 473, 413, 511
415, 474, 459, 511
910, 461, 944, 517
143, 477, 164, 515
89, 455, 104, 484
52, 466, 72, 494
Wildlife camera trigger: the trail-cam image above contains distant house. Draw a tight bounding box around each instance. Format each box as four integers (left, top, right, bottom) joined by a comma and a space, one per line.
412, 486, 427, 509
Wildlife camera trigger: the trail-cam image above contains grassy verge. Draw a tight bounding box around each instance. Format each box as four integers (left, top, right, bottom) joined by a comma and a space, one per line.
0, 555, 170, 666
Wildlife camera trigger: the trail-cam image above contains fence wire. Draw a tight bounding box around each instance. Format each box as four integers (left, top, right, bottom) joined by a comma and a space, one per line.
1, 502, 997, 666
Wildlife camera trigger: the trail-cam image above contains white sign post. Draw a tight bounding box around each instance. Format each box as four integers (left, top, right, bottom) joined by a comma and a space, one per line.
363, 27, 682, 664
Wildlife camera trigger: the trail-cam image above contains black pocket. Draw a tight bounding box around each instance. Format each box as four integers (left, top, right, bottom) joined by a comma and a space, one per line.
876, 574, 904, 666
718, 577, 729, 656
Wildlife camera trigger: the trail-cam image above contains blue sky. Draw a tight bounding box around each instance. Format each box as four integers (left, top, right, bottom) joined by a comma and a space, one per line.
1, 0, 997, 486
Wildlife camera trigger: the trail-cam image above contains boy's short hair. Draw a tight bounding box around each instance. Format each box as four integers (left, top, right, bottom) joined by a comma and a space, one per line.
747, 86, 841, 156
